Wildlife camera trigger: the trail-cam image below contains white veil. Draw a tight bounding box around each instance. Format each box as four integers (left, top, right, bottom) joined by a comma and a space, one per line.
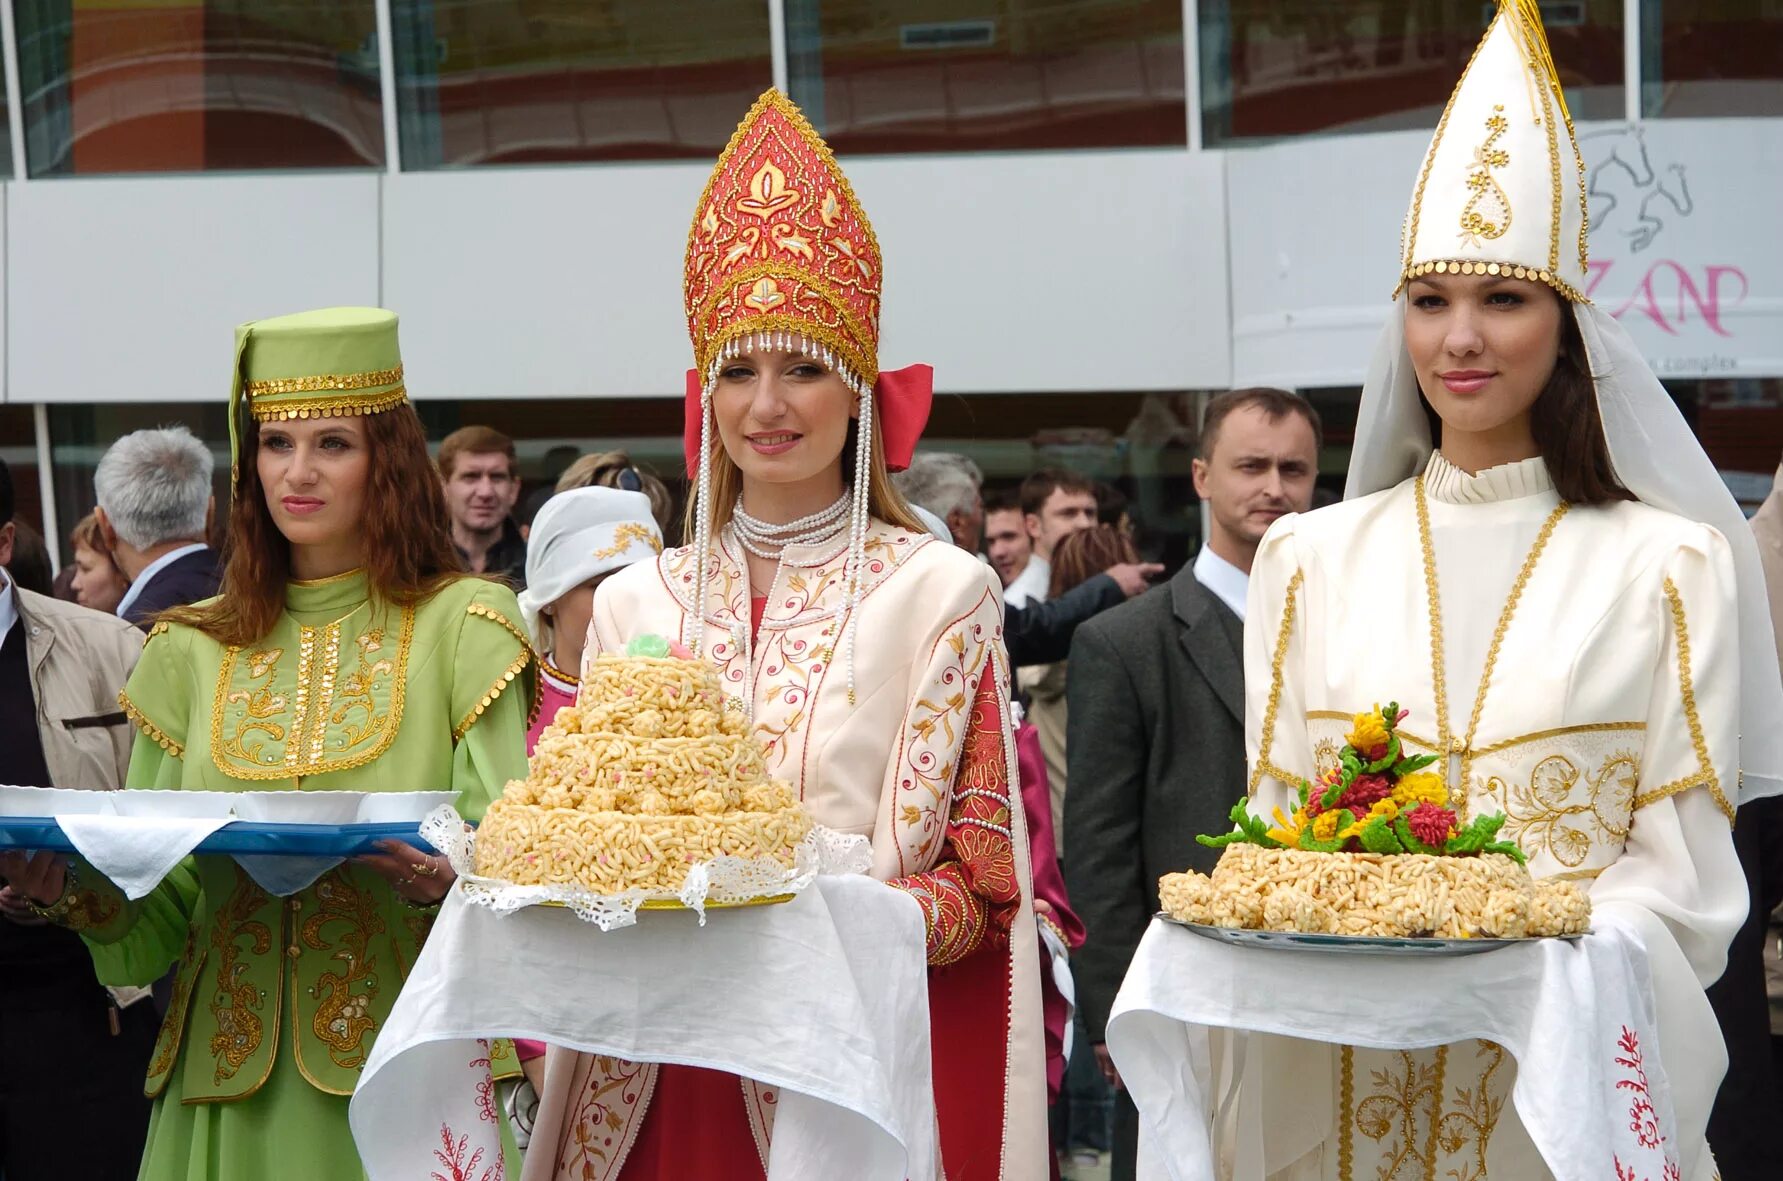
1345, 300, 1783, 803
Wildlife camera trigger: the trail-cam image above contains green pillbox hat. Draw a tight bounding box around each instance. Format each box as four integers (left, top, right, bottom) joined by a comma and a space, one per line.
229, 307, 408, 485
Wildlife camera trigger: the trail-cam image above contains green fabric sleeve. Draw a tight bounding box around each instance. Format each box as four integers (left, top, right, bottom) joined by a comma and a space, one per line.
81, 858, 201, 986
449, 582, 535, 824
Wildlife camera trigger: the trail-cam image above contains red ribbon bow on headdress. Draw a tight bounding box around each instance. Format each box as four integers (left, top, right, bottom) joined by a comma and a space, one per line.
682, 364, 933, 476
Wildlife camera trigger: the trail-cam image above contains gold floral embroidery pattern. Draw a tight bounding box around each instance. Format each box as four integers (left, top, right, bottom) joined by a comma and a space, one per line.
566, 1057, 657, 1179
299, 869, 385, 1076
1314, 737, 1343, 783
1642, 579, 1733, 822
592, 522, 664, 563
1483, 750, 1638, 868
119, 690, 184, 758
146, 927, 203, 1094
57, 881, 124, 933
1458, 105, 1512, 246
210, 607, 413, 780
207, 871, 272, 1084
1249, 569, 1306, 797
1435, 1041, 1506, 1181
1343, 1045, 1448, 1181
897, 625, 985, 868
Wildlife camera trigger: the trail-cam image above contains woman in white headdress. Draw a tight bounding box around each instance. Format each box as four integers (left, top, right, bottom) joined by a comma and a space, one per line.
515, 486, 665, 754
1240, 2, 1783, 1177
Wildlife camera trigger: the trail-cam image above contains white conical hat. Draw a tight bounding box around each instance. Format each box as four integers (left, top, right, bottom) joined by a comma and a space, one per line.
1397, 0, 1589, 303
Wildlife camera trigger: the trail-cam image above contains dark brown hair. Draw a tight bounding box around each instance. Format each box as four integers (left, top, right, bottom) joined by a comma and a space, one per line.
1531, 309, 1633, 505
1019, 468, 1096, 518
1049, 524, 1139, 598
1200, 388, 1323, 460
438, 425, 517, 480
166, 408, 465, 646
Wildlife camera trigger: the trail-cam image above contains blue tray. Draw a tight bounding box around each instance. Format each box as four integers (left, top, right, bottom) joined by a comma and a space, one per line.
0, 818, 436, 858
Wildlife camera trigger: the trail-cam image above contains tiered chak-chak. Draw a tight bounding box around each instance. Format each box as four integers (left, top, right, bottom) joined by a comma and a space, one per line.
1160, 703, 1590, 939
475, 639, 812, 893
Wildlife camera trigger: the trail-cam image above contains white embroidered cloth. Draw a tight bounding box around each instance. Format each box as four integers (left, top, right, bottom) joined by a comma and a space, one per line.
1106, 905, 1687, 1181
349, 874, 941, 1181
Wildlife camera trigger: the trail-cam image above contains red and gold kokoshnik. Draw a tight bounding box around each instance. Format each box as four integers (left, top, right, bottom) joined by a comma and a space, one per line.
684, 90, 882, 388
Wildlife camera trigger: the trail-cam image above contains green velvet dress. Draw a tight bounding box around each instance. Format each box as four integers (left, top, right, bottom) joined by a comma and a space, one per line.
64, 571, 534, 1181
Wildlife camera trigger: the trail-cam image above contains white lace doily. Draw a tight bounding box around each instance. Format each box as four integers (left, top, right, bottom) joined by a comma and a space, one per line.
422, 806, 872, 930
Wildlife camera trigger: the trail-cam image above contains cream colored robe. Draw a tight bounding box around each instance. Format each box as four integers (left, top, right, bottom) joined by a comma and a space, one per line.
525, 520, 1047, 1181
1240, 453, 1745, 1181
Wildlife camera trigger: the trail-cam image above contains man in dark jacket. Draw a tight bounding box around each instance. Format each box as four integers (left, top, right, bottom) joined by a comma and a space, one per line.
94, 426, 221, 628
1064, 389, 1320, 1179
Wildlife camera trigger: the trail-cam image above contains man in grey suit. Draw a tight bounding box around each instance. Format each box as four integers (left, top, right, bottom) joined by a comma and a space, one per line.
1064, 388, 1321, 1178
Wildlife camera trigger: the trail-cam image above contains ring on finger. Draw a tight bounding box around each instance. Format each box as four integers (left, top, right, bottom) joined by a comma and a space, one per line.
398, 873, 417, 887
412, 859, 439, 878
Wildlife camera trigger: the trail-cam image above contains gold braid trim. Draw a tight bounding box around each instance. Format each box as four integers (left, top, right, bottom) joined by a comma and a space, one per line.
119, 689, 184, 758
1248, 569, 1306, 797
453, 603, 537, 742
1658, 578, 1734, 824
1338, 1046, 1355, 1181
245, 365, 403, 396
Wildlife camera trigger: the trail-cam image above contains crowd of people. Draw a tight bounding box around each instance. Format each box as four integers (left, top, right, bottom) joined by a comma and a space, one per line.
0, 5, 1781, 1178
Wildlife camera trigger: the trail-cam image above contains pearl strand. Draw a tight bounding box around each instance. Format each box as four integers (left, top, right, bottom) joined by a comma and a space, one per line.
842, 382, 873, 706
686, 384, 716, 658
733, 494, 849, 559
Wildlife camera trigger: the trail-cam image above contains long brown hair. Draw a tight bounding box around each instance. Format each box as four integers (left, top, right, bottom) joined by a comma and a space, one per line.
685, 407, 924, 542
165, 407, 464, 646
1531, 308, 1633, 505
1049, 524, 1139, 599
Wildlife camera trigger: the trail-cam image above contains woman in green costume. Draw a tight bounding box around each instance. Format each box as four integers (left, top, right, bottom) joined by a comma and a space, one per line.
0, 307, 534, 1179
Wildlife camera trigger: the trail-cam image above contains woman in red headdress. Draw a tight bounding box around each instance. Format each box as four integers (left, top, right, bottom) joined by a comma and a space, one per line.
521, 90, 1048, 1181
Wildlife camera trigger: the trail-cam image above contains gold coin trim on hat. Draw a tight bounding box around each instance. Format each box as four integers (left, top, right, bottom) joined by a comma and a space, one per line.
244, 365, 405, 397
250, 387, 410, 423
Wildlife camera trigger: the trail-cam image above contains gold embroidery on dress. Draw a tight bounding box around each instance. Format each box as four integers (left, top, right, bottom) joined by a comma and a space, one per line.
1484, 750, 1638, 868
1315, 737, 1343, 783
210, 606, 414, 780
147, 928, 203, 1092
207, 872, 272, 1083
1344, 1045, 1449, 1181
1649, 578, 1733, 822
1459, 106, 1512, 247
1435, 1040, 1506, 1180
301, 868, 386, 1070
1415, 476, 1569, 824
1249, 568, 1306, 797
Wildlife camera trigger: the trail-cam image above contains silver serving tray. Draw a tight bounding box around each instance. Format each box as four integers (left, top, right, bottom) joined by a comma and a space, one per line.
1158, 912, 1585, 956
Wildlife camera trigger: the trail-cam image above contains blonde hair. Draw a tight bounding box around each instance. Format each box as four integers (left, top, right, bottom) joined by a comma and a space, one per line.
684, 413, 923, 543
555, 450, 675, 538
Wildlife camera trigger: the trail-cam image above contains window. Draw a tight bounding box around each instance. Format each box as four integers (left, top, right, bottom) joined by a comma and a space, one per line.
1662, 377, 1783, 514
389, 0, 773, 167
784, 0, 1185, 153
1201, 0, 1625, 145
1642, 1, 1783, 118
14, 0, 385, 176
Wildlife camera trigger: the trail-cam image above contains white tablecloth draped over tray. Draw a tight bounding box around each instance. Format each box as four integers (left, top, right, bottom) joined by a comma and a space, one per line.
349, 873, 941, 1181
1105, 905, 1687, 1181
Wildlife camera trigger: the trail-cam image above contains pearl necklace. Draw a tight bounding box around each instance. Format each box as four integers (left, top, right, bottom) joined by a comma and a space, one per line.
731, 495, 849, 560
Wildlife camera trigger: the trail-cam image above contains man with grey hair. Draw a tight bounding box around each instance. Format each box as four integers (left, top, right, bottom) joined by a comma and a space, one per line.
893, 451, 984, 553
94, 426, 220, 629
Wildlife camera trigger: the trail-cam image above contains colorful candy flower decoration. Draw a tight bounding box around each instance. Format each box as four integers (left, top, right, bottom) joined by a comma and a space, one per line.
1200, 702, 1526, 864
